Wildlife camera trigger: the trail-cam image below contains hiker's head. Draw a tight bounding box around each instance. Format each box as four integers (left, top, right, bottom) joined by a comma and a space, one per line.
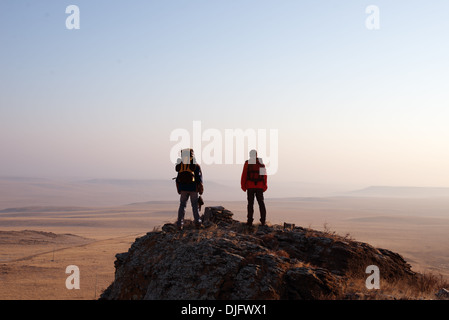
181, 148, 194, 164
249, 149, 257, 159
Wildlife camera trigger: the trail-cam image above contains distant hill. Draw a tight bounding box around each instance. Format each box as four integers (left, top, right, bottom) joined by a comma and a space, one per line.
0, 176, 357, 209
0, 177, 243, 209
343, 186, 449, 198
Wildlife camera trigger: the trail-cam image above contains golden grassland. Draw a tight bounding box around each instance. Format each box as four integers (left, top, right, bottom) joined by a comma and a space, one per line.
1, 197, 449, 300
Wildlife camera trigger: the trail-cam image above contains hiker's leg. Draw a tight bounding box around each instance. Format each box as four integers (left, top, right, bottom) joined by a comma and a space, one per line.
255, 189, 267, 225
177, 191, 189, 227
190, 191, 201, 224
247, 189, 255, 225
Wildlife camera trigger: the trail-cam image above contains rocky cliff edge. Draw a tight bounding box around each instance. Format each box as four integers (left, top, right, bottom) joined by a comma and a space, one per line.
100, 206, 417, 300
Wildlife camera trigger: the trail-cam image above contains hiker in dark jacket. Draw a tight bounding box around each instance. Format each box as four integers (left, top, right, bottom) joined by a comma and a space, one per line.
241, 149, 267, 226
175, 148, 203, 230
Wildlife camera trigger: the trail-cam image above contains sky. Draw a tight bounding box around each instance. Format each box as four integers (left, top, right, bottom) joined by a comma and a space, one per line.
1, 0, 449, 190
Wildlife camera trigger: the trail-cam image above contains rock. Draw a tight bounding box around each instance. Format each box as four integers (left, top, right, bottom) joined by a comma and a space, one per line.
100, 206, 417, 300
283, 222, 295, 230
161, 223, 177, 233
435, 288, 449, 299
202, 206, 234, 226
284, 267, 342, 299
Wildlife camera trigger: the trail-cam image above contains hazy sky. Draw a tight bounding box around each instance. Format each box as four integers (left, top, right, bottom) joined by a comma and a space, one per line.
1, 0, 449, 188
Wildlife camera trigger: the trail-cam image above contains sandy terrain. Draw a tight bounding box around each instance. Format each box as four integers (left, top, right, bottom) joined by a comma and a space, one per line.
0, 201, 174, 300
1, 195, 449, 300
0, 233, 138, 300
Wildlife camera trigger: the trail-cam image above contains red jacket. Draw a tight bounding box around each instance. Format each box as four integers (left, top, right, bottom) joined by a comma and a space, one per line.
241, 159, 268, 192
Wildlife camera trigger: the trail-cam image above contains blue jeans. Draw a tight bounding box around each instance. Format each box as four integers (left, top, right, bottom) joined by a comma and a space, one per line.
177, 191, 201, 226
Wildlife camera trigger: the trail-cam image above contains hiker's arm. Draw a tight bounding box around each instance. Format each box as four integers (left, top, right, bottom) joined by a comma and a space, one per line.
259, 161, 268, 192
196, 165, 203, 194
195, 165, 203, 184
241, 161, 248, 192
263, 171, 268, 192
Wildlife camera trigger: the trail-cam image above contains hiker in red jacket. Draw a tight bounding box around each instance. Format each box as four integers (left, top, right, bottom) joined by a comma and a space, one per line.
241, 150, 267, 226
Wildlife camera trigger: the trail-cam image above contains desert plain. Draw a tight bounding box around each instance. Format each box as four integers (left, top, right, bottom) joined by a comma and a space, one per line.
1, 177, 448, 300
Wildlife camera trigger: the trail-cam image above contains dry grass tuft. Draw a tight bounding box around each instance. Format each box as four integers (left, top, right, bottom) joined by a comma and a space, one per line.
341, 271, 449, 300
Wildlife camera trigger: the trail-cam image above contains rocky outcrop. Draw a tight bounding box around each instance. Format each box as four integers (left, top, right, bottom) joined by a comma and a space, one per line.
100, 206, 416, 300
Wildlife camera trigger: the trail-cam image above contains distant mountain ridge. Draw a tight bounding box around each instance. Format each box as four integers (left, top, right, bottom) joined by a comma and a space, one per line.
2, 176, 449, 210
0, 177, 242, 208
344, 186, 449, 198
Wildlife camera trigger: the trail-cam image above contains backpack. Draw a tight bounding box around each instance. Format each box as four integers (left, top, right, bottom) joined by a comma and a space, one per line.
247, 158, 266, 185
177, 162, 196, 184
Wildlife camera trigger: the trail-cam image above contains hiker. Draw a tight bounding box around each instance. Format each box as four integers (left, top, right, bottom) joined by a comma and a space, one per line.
175, 148, 204, 230
241, 149, 267, 226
